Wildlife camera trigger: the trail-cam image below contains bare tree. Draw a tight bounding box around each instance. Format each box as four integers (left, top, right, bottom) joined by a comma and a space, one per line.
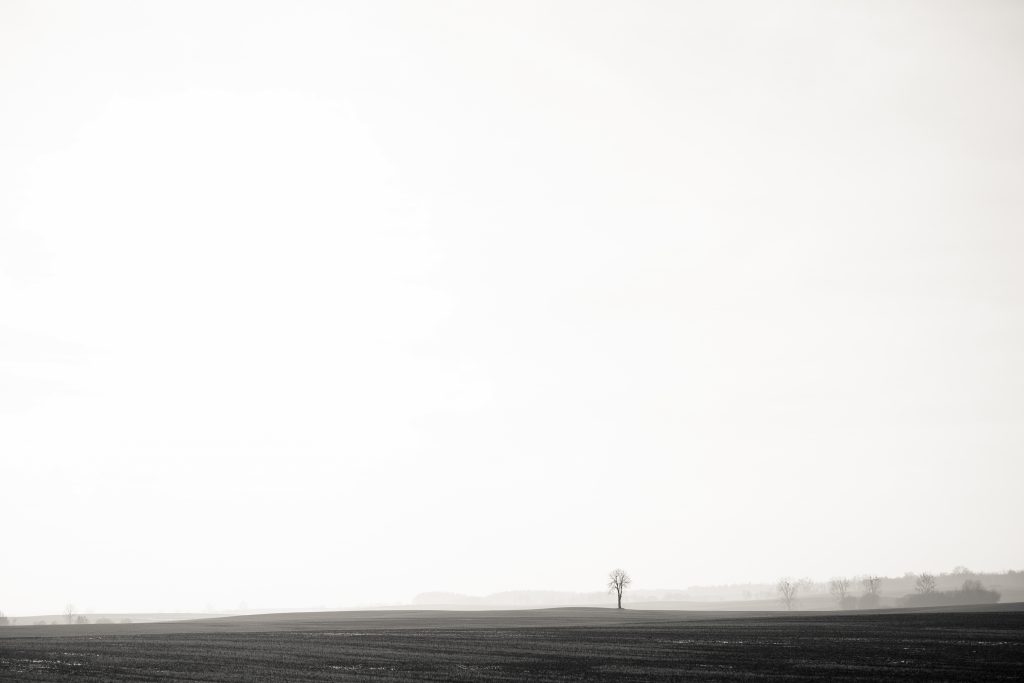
777, 578, 798, 610
829, 577, 851, 606
914, 573, 936, 594
607, 569, 631, 609
862, 576, 881, 595
65, 604, 76, 625
859, 576, 882, 608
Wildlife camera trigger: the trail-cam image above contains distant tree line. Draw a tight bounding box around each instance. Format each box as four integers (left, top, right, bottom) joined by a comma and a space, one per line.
0, 607, 133, 627
902, 575, 1001, 608
777, 569, 1002, 610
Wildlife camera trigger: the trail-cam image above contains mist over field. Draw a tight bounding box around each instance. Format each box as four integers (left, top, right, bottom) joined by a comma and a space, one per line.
2, 0, 1023, 623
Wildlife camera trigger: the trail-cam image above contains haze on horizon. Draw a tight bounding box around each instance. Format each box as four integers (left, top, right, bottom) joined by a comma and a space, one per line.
2, 0, 1022, 616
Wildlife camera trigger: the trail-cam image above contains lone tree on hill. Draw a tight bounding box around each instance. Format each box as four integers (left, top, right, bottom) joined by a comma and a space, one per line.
607, 569, 631, 609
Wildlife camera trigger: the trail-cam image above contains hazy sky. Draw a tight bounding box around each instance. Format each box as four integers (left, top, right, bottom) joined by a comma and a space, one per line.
2, 0, 1023, 615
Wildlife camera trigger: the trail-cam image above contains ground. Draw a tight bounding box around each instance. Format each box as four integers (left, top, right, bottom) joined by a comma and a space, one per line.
1, 607, 1022, 681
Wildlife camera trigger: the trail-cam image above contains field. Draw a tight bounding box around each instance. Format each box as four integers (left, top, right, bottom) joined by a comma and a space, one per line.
2, 606, 1022, 681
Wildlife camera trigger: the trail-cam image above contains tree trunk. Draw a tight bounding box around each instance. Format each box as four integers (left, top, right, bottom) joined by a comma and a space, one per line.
617, 592, 622, 609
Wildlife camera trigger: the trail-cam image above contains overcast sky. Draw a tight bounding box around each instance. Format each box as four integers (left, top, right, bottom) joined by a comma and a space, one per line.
2, 0, 1022, 615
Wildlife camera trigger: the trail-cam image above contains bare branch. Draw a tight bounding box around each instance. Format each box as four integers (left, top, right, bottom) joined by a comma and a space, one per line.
607, 568, 631, 608
776, 578, 798, 610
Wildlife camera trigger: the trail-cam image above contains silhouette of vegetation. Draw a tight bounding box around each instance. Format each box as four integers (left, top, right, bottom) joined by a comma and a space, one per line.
859, 576, 882, 608
915, 572, 937, 594
902, 578, 1001, 607
828, 577, 853, 608
607, 569, 631, 609
777, 578, 799, 610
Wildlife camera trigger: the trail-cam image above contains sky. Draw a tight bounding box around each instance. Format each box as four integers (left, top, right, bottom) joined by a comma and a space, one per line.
2, 0, 1023, 615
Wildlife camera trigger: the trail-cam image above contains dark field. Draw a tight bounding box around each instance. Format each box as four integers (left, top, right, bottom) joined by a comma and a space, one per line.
2, 607, 1023, 681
